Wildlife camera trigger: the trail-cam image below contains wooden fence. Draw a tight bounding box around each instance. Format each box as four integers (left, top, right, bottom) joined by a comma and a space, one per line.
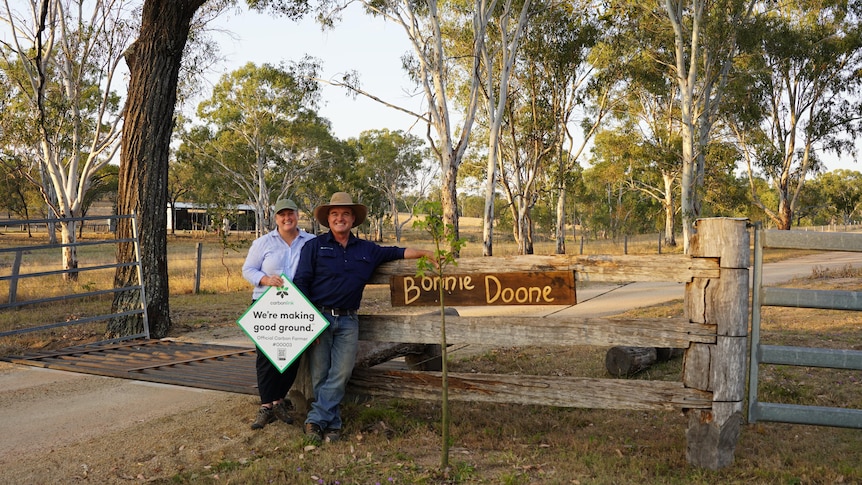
327, 217, 749, 470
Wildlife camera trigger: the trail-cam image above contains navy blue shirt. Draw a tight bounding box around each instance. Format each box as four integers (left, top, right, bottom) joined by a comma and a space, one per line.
294, 231, 405, 311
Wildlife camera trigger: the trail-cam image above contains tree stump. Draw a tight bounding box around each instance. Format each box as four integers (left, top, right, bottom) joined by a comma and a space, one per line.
287, 354, 312, 414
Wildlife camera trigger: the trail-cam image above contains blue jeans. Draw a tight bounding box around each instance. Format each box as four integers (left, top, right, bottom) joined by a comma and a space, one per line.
305, 313, 359, 431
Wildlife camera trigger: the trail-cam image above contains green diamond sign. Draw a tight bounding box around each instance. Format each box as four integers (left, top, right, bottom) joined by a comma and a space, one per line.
237, 274, 328, 372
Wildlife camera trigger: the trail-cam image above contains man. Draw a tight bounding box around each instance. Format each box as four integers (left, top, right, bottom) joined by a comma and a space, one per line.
294, 192, 434, 445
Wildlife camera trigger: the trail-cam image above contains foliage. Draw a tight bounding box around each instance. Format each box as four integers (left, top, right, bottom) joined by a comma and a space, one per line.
807, 170, 862, 225
0, 157, 43, 223
351, 129, 434, 242
0, 0, 860, 261
0, 0, 132, 275
724, 0, 862, 229
318, 0, 491, 252
489, 0, 605, 255
180, 60, 338, 235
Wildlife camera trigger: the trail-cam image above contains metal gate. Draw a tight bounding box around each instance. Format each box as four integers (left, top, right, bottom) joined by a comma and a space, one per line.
0, 214, 149, 342
748, 225, 862, 428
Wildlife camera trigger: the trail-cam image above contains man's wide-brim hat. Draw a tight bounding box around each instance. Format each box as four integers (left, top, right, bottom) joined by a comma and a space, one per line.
314, 192, 368, 228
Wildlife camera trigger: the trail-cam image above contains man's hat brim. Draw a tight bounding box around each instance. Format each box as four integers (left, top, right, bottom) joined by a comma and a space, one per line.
314, 192, 367, 228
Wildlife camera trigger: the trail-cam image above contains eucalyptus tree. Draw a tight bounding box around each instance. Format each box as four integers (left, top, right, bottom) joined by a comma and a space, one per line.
0, 155, 44, 231
188, 61, 327, 236
171, 120, 250, 231
495, 80, 552, 254
78, 164, 118, 237
473, 0, 604, 255
353, 172, 391, 241
697, 141, 750, 219
813, 169, 862, 226
790, 176, 828, 226
505, 0, 607, 255
591, 4, 688, 247
0, 69, 43, 230
166, 141, 197, 235
579, 159, 659, 240
725, 0, 862, 229
310, 0, 495, 254
591, 125, 682, 246
111, 0, 219, 339
0, 47, 63, 243
0, 0, 134, 278
596, 0, 756, 251
471, 0, 531, 256
352, 129, 433, 242
107, 0, 313, 338
290, 137, 358, 234
659, 0, 756, 251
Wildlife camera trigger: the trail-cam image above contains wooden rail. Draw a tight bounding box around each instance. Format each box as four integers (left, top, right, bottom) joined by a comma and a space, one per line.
349, 369, 713, 411
372, 253, 719, 284
332, 218, 750, 470
358, 314, 716, 348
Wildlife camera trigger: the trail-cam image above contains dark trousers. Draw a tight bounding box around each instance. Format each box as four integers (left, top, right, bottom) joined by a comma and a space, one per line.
256, 350, 300, 404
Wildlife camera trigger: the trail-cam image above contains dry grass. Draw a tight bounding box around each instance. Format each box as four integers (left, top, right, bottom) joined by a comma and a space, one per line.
1, 228, 860, 483
147, 268, 860, 485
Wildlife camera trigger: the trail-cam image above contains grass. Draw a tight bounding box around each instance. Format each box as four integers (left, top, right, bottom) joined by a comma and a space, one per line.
1, 226, 860, 483
165, 245, 859, 484
161, 265, 862, 484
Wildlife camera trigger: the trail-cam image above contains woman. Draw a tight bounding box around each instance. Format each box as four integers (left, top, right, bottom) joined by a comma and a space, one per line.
241, 198, 314, 429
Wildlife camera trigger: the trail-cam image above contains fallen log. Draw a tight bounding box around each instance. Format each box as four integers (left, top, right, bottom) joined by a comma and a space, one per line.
605, 346, 685, 377
656, 347, 685, 362
605, 346, 657, 377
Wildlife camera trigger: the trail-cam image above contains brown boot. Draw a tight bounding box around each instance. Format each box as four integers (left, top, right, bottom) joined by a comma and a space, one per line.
251, 406, 275, 430
272, 400, 294, 424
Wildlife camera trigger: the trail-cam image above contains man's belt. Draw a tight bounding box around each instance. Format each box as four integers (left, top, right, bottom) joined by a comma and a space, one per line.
319, 306, 357, 317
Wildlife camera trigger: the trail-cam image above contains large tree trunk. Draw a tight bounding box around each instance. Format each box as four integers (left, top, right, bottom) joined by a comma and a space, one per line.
60, 220, 79, 282
440, 153, 461, 255
109, 0, 205, 339
662, 171, 677, 247
679, 116, 697, 254
777, 197, 792, 230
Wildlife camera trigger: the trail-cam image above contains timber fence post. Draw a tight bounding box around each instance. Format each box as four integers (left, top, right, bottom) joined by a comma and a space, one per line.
683, 217, 750, 470
194, 242, 203, 294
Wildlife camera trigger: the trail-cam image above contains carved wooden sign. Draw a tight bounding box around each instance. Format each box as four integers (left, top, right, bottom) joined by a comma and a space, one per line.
390, 271, 576, 307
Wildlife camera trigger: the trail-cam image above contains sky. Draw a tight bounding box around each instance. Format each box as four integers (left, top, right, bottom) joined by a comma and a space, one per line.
202, 5, 427, 141
203, 6, 860, 174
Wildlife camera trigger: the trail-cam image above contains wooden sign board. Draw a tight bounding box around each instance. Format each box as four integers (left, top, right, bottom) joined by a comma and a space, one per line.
390, 271, 576, 307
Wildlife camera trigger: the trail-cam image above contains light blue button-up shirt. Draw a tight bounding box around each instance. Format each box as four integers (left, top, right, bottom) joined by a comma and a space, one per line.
242, 229, 315, 300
